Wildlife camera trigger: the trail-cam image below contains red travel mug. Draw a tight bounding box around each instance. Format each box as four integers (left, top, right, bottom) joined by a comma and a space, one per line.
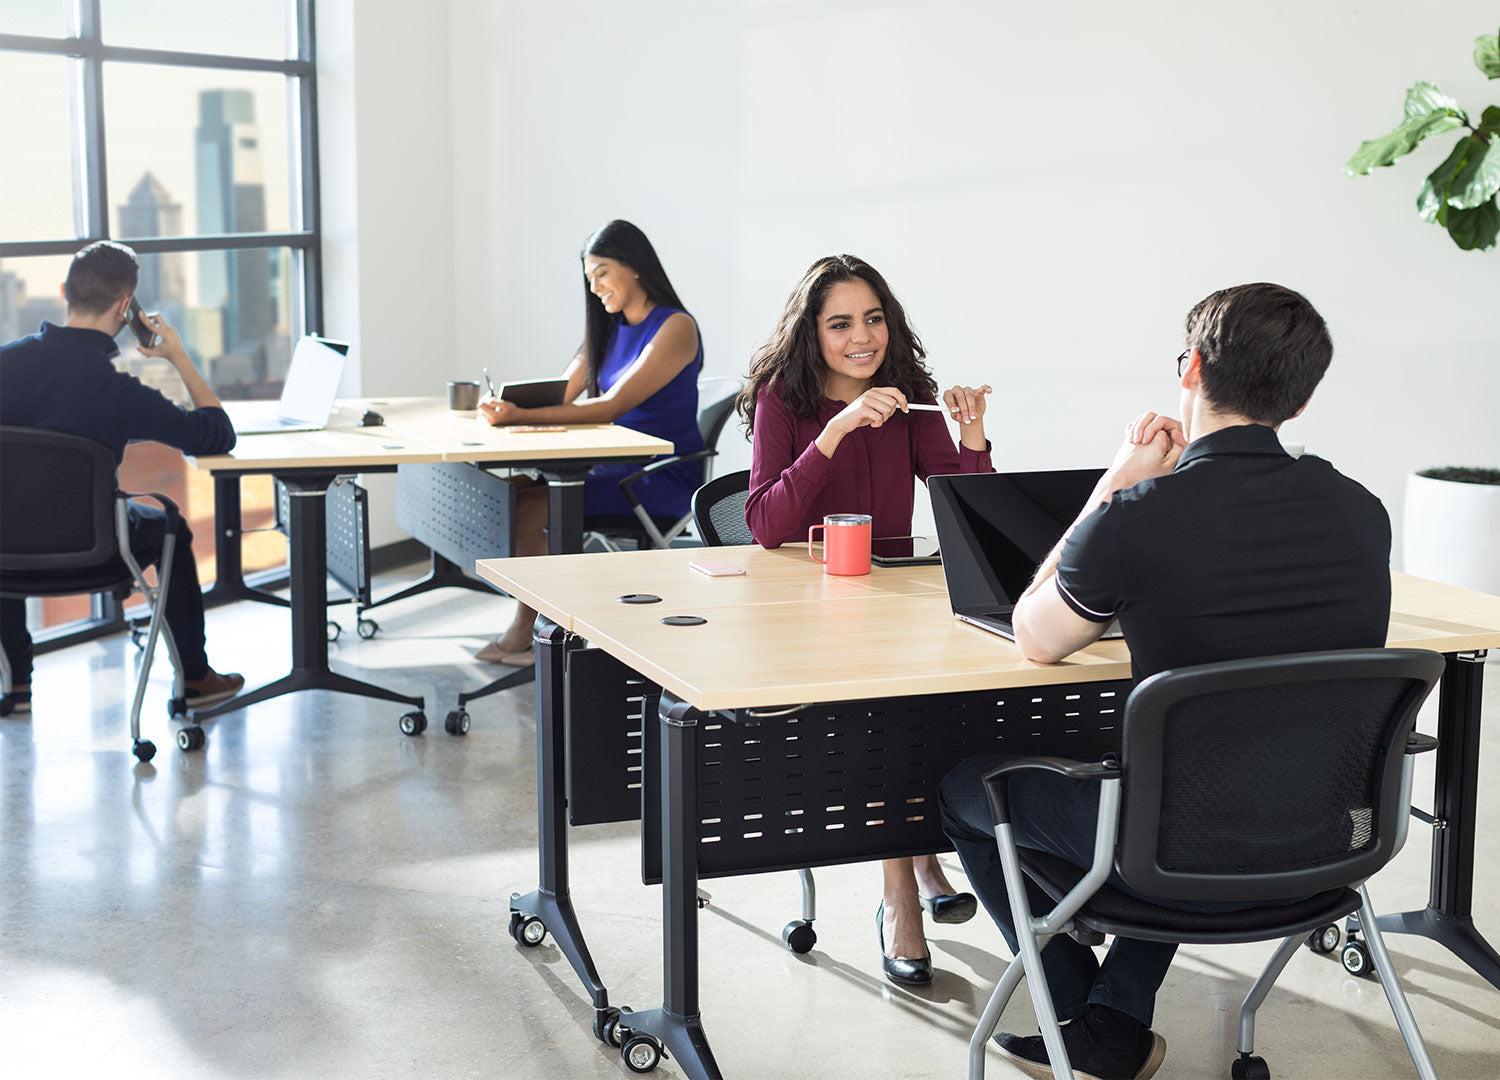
808, 513, 873, 576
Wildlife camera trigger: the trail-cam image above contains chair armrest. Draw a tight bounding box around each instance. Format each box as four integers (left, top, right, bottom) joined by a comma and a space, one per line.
616, 449, 718, 502
1404, 732, 1439, 755
118, 489, 182, 525
982, 755, 1121, 828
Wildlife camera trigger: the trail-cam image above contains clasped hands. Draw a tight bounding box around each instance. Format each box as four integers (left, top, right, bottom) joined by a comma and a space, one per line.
1106, 411, 1189, 491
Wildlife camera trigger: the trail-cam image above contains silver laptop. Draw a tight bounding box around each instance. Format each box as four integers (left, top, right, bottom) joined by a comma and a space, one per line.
227, 336, 350, 435
928, 470, 1124, 642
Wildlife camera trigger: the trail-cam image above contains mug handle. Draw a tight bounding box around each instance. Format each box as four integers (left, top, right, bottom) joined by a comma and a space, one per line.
808, 524, 826, 564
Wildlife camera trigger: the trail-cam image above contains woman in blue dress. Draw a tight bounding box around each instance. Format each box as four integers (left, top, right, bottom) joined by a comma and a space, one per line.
476, 219, 703, 664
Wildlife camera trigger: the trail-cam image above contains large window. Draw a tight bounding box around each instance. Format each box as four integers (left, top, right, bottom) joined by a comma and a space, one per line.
0, 0, 320, 637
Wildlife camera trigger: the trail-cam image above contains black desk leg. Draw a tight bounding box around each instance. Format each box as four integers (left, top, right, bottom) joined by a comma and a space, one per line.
195, 474, 425, 723
617, 693, 721, 1080
508, 619, 610, 1008
362, 551, 493, 613
1364, 650, 1499, 989
202, 475, 289, 609
447, 468, 586, 717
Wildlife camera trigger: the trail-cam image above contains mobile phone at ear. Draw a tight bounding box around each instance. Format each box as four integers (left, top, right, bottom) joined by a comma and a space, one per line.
126, 297, 157, 349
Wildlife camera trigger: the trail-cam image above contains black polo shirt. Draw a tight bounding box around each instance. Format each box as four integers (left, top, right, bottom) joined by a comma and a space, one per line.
1054, 424, 1391, 682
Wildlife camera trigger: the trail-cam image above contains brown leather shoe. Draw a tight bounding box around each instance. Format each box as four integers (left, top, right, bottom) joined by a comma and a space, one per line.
184, 669, 246, 709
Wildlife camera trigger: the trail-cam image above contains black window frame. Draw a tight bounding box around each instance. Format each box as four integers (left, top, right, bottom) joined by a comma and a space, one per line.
1, 0, 321, 650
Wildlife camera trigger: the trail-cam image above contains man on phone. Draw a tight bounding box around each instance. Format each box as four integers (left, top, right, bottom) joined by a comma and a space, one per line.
0, 240, 244, 717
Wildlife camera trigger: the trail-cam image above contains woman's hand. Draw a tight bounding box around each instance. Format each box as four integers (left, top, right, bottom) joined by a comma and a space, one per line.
942, 384, 991, 425
830, 386, 908, 435
479, 399, 523, 426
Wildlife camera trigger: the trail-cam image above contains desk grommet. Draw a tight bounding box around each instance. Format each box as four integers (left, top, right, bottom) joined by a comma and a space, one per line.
618, 593, 663, 605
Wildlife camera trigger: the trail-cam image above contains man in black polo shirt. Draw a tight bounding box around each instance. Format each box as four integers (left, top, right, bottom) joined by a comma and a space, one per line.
939, 283, 1390, 1080
1, 241, 245, 717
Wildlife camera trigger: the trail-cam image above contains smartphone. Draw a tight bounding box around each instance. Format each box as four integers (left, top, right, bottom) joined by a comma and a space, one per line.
870, 535, 941, 566
125, 297, 157, 349
690, 559, 746, 577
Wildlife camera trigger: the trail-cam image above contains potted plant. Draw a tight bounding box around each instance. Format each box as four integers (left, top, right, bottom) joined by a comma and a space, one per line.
1346, 27, 1500, 596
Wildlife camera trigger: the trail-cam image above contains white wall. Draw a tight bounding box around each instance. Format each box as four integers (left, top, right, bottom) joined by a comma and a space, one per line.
338, 0, 1500, 555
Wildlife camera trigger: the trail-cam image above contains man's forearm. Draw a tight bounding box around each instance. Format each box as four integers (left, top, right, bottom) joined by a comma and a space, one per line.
171, 353, 223, 410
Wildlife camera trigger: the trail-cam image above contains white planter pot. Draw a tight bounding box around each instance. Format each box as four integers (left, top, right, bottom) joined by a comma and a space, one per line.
1403, 472, 1500, 597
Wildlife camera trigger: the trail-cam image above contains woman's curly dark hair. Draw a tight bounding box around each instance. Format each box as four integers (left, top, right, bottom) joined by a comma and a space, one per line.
737, 254, 938, 432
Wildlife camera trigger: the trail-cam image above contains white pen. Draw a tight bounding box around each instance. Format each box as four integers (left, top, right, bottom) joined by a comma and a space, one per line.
906, 402, 948, 412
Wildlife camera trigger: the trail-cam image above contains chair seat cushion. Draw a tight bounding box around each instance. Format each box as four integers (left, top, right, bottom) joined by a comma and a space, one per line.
1017, 848, 1361, 945
0, 559, 134, 598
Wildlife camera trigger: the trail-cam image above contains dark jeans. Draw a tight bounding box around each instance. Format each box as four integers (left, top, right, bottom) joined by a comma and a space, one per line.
1, 500, 210, 686
940, 754, 1191, 1028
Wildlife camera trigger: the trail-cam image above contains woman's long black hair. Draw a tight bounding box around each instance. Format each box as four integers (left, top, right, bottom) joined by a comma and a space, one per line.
580, 220, 690, 395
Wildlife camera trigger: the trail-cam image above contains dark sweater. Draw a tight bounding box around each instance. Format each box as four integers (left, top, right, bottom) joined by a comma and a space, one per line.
0, 322, 235, 465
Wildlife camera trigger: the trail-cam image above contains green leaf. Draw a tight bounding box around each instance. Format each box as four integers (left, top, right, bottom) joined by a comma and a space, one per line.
1478, 105, 1500, 138
1345, 111, 1466, 175
1404, 81, 1465, 120
1418, 139, 1469, 222
1476, 33, 1500, 78
1449, 133, 1500, 209
1444, 197, 1500, 251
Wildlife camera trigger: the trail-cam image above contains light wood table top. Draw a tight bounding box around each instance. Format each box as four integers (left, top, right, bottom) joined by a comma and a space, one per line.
476, 547, 1500, 712
191, 397, 673, 473
363, 398, 674, 463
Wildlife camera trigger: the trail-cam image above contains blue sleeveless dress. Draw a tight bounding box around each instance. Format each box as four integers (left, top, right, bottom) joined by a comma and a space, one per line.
584, 305, 704, 519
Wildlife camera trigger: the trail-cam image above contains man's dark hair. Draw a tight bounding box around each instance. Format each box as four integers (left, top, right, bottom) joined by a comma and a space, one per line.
1185, 282, 1332, 425
63, 240, 139, 315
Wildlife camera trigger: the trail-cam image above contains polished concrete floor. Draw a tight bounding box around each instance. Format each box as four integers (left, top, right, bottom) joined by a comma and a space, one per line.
2, 573, 1499, 1080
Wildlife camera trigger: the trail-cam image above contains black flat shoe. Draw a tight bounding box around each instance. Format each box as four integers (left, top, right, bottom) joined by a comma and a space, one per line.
919, 890, 978, 924
876, 900, 933, 985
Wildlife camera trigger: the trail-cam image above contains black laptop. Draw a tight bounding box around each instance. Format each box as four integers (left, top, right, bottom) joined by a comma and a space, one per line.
928, 469, 1124, 641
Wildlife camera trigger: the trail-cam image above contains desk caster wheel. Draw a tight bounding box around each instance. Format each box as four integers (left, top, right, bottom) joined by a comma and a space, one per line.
594, 1007, 624, 1047
509, 910, 546, 947
326, 621, 342, 643
399, 711, 427, 736
621, 1033, 663, 1073
444, 709, 470, 735
1341, 938, 1374, 978
176, 725, 206, 752
357, 618, 379, 639
1231, 1054, 1270, 1080
132, 738, 156, 762
783, 919, 816, 954
1307, 924, 1340, 954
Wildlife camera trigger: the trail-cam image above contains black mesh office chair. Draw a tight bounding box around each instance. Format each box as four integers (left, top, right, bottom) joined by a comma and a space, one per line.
689, 469, 752, 547
0, 427, 193, 762
969, 648, 1444, 1080
690, 467, 822, 952
585, 384, 741, 551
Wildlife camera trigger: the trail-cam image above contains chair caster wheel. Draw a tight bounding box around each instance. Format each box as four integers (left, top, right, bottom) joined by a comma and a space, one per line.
444, 709, 470, 735
593, 1007, 623, 1047
326, 621, 342, 642
621, 1032, 663, 1073
176, 725, 206, 752
1341, 938, 1374, 978
782, 919, 816, 954
1231, 1054, 1270, 1080
1307, 924, 1340, 953
399, 711, 426, 736
357, 618, 379, 639
132, 739, 156, 762
130, 627, 146, 650
509, 910, 546, 947
165, 696, 187, 720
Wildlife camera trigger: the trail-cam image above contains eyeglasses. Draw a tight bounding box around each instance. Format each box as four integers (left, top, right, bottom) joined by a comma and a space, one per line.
1176, 349, 1192, 377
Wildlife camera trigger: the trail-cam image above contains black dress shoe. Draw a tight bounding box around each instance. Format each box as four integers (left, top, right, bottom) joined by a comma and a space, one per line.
918, 890, 978, 924
876, 900, 933, 985
992, 1007, 1166, 1080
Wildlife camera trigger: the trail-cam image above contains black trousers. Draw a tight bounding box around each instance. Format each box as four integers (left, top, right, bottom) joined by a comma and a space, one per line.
1, 501, 210, 686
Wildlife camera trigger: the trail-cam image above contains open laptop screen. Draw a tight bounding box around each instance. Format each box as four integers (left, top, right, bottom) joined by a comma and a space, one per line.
276, 336, 349, 424
928, 469, 1104, 617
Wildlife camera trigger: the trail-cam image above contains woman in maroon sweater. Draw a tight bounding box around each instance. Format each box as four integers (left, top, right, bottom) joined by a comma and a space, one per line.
738, 253, 995, 985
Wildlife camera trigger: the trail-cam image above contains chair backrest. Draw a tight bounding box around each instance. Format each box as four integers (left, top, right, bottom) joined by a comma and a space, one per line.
0, 426, 120, 570
692, 470, 751, 547
1114, 647, 1444, 904
696, 385, 741, 454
